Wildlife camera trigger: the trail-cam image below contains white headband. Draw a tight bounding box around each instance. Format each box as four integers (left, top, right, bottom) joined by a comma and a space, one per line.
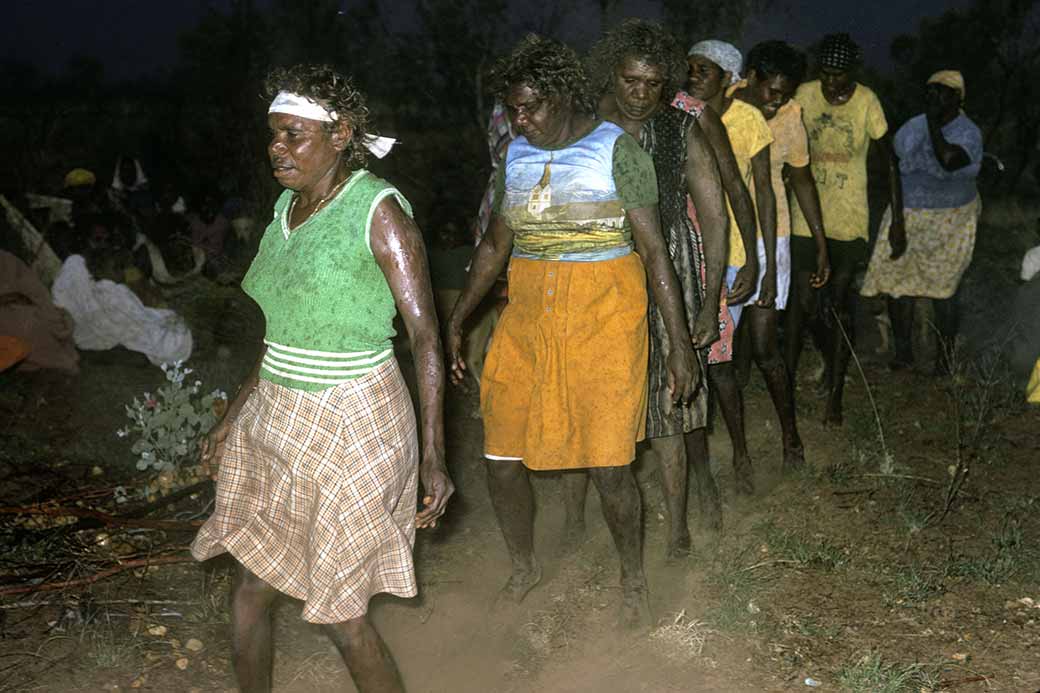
268, 90, 397, 159
269, 90, 337, 121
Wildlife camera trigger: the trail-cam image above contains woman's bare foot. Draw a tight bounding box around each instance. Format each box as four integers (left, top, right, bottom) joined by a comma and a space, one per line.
664, 533, 692, 562
618, 580, 652, 630
782, 443, 805, 473
732, 455, 755, 496
497, 561, 542, 605
822, 399, 843, 427
698, 480, 723, 532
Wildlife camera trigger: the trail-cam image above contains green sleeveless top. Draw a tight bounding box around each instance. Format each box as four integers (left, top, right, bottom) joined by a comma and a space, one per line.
242, 170, 411, 391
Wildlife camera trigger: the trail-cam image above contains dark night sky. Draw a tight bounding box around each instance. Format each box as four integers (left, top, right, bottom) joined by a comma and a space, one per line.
4, 0, 974, 83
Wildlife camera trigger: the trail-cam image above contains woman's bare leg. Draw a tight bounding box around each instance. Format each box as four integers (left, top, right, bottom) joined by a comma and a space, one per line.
685, 427, 722, 530
708, 361, 754, 495
747, 305, 804, 471
560, 470, 590, 552
231, 562, 280, 693
486, 459, 541, 602
588, 465, 649, 628
649, 434, 691, 557
323, 616, 405, 692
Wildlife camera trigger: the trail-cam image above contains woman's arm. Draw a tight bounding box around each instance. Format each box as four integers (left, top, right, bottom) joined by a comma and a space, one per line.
788, 164, 831, 287
445, 214, 514, 383
698, 108, 759, 301
926, 112, 971, 171
629, 206, 699, 402
200, 345, 264, 479
685, 120, 728, 346
370, 198, 454, 529
877, 134, 906, 259
750, 145, 777, 308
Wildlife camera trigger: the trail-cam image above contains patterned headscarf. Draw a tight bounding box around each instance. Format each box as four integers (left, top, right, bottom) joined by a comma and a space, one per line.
817, 33, 861, 71
688, 40, 743, 85
927, 70, 965, 101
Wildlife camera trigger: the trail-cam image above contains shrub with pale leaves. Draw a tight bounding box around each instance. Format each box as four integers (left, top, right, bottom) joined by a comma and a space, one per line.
117, 361, 227, 473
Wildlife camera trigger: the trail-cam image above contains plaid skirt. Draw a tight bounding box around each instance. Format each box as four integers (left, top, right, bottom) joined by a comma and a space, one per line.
191, 358, 419, 623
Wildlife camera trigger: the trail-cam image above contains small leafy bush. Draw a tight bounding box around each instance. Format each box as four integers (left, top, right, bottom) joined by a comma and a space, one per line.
117, 361, 227, 473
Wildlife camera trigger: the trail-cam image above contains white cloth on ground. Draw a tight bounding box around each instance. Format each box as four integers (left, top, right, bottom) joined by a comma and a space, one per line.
51, 255, 193, 366
1022, 244, 1040, 282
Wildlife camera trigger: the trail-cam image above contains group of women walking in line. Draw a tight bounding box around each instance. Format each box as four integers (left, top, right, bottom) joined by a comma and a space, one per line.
187, 19, 983, 692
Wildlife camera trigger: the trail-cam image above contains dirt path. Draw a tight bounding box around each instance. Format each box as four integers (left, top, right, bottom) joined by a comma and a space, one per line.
2, 213, 1039, 691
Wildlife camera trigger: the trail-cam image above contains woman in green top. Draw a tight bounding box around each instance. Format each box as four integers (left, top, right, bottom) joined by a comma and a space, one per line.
191, 65, 453, 693
445, 35, 698, 629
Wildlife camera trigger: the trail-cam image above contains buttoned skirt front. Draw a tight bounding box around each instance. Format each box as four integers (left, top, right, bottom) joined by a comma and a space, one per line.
480, 253, 649, 470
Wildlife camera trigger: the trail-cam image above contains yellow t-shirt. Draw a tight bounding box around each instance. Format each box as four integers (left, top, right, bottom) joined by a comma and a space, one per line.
766, 100, 811, 239
720, 98, 773, 266
791, 81, 888, 241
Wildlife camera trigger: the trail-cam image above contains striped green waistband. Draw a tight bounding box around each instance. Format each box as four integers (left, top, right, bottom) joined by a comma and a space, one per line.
260, 340, 393, 390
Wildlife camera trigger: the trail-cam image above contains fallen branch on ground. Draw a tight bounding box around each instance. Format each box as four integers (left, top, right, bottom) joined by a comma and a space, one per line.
738, 559, 803, 572
0, 598, 198, 610
122, 480, 212, 519
0, 555, 194, 597
0, 504, 203, 531
852, 473, 943, 486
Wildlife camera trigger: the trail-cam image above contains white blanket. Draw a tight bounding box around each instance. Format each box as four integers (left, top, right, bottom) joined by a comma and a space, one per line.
52, 255, 193, 367
1022, 244, 1040, 282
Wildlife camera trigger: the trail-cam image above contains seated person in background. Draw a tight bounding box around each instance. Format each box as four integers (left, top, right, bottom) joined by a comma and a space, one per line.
109, 155, 155, 218
428, 220, 472, 314
186, 191, 230, 277
0, 250, 79, 374
156, 181, 188, 218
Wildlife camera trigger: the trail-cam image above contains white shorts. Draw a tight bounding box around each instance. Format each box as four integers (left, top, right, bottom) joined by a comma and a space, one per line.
730, 236, 792, 325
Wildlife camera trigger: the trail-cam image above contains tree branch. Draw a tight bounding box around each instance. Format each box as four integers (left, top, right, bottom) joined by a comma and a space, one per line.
0, 555, 194, 597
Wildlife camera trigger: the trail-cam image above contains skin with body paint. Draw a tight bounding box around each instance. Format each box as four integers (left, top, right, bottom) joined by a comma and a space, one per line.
446, 75, 697, 628
590, 51, 729, 556
200, 88, 453, 693
683, 54, 765, 305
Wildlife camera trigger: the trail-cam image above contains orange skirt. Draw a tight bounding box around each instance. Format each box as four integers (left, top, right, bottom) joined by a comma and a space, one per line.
480, 253, 648, 470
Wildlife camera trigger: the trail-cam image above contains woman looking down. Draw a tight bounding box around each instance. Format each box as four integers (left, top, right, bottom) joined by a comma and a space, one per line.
191, 64, 453, 693
445, 35, 698, 628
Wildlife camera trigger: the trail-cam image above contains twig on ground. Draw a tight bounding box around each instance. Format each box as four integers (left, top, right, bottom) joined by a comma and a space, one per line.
0, 504, 203, 531
122, 480, 212, 519
831, 307, 890, 466
937, 675, 991, 688
0, 555, 193, 597
852, 473, 943, 486
0, 598, 197, 610
738, 559, 803, 572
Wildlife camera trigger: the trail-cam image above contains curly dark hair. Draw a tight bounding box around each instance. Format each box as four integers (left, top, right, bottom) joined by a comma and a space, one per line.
586, 19, 687, 103
490, 34, 594, 115
746, 41, 808, 85
263, 64, 370, 169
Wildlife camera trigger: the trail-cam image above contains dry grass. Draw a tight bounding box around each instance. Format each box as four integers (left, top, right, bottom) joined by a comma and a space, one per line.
648, 610, 712, 663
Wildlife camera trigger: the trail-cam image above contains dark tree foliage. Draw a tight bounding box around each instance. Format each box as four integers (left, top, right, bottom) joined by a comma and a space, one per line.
888, 0, 1040, 190
4, 0, 1038, 223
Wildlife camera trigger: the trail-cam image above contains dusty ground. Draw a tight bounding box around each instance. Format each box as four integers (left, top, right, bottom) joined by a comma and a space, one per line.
1, 213, 1038, 692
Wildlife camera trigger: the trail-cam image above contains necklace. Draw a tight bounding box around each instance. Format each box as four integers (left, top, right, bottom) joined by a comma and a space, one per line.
287, 172, 351, 230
